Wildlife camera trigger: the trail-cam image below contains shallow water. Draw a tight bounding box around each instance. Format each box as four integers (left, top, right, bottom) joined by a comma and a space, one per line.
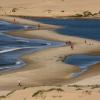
24, 17, 100, 75
0, 20, 64, 72
28, 17, 100, 41
0, 19, 100, 73
64, 55, 100, 77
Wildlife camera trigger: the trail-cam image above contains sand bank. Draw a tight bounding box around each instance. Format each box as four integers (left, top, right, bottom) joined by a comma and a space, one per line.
0, 16, 61, 29
7, 29, 100, 43
0, 16, 100, 100
0, 29, 98, 91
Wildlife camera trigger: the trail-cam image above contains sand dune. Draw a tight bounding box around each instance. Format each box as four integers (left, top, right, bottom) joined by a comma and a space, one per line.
0, 0, 100, 17
1, 84, 100, 100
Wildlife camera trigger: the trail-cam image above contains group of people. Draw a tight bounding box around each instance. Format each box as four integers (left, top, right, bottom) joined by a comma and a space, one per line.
65, 41, 74, 50
65, 40, 91, 50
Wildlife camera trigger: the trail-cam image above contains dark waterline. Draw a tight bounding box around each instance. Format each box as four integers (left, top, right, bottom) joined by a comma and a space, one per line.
26, 17, 100, 41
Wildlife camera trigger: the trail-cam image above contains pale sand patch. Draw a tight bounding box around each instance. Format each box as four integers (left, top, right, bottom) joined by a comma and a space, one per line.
0, 0, 100, 17
1, 85, 100, 100
71, 74, 100, 85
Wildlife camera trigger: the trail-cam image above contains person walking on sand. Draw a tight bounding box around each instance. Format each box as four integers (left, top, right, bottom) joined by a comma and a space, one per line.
70, 43, 74, 50
85, 40, 87, 44
65, 41, 68, 45
37, 24, 40, 29
13, 18, 16, 23
68, 41, 74, 50
18, 80, 22, 87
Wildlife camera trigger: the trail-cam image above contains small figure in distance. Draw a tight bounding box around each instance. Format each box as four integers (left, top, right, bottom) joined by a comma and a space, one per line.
66, 41, 74, 50
70, 43, 74, 50
65, 41, 68, 45
13, 18, 16, 23
18, 80, 22, 87
37, 24, 41, 29
85, 40, 87, 44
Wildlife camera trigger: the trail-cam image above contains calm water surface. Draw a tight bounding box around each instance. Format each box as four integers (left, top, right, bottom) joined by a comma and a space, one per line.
0, 20, 64, 72
28, 17, 100, 75
28, 17, 100, 41
64, 55, 100, 77
0, 18, 100, 74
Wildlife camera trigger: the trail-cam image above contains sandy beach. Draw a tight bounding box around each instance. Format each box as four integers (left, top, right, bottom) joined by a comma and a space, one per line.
0, 0, 100, 99
0, 15, 99, 100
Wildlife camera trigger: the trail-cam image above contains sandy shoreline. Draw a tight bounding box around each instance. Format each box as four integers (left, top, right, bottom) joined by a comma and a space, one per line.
0, 28, 99, 85
0, 0, 100, 99
0, 16, 62, 29
0, 16, 100, 100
